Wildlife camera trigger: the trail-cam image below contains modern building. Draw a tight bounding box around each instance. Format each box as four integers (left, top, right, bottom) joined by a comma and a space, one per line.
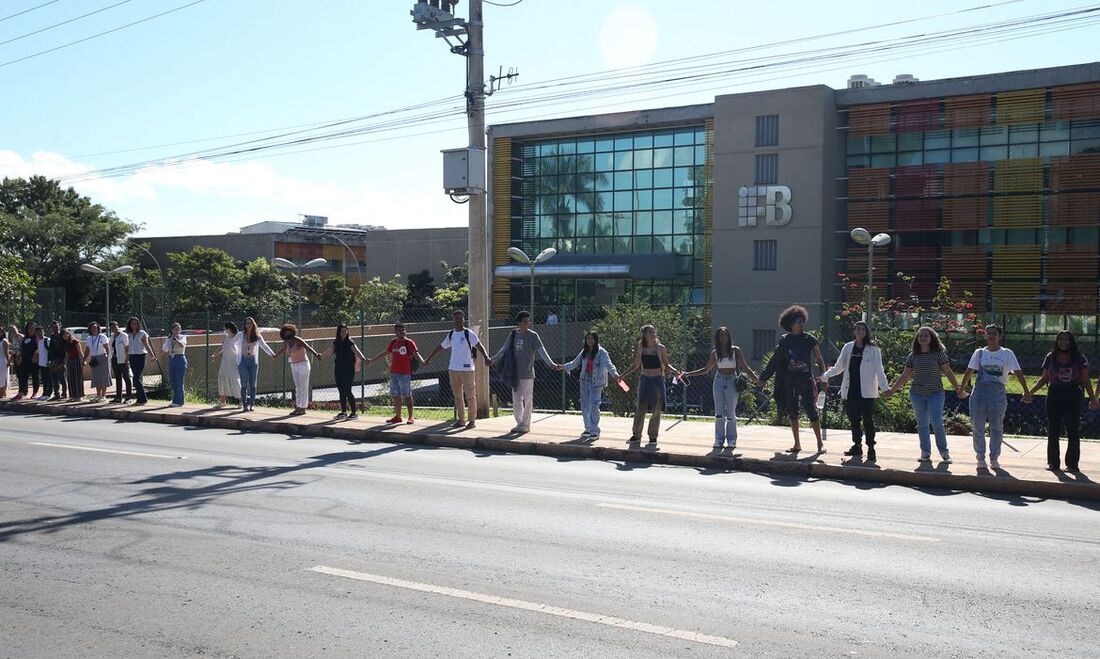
141, 216, 468, 285
487, 62, 1100, 359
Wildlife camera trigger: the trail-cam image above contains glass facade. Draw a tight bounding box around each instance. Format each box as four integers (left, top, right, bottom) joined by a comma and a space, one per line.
844, 86, 1100, 314
509, 126, 710, 318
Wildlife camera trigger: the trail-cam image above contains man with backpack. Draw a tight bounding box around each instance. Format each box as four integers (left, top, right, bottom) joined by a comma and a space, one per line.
367, 322, 423, 425
425, 310, 489, 429
490, 310, 560, 434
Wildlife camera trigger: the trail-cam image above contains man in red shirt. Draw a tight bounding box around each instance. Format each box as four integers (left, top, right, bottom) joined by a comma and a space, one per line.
367, 323, 423, 424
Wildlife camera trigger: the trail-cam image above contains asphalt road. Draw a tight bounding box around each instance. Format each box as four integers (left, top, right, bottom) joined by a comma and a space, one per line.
1, 414, 1098, 658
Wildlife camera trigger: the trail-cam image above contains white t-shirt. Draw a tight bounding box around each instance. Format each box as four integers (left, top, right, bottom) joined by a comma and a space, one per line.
968, 347, 1022, 385
128, 329, 149, 355
37, 338, 49, 367
440, 328, 480, 372
86, 333, 109, 357
112, 332, 129, 363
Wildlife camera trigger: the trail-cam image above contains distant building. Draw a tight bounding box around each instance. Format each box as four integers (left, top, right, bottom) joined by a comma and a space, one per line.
141, 216, 467, 285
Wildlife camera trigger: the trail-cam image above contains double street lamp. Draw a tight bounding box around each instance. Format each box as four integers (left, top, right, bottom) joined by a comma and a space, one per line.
507, 246, 557, 318
81, 263, 135, 328
849, 228, 892, 322
272, 257, 328, 326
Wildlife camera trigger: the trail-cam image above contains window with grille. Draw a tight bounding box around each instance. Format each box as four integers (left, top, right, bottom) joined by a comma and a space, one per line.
753, 240, 777, 271
752, 329, 776, 361
755, 114, 779, 147
754, 153, 778, 184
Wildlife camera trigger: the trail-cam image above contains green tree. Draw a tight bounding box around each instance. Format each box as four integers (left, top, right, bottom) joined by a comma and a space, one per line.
167, 247, 245, 317
357, 275, 407, 324
240, 258, 291, 324
432, 257, 469, 312
317, 277, 356, 324
0, 254, 36, 323
0, 176, 138, 290
404, 269, 437, 317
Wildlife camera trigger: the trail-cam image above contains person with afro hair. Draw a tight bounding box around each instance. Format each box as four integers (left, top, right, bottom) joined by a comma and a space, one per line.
759, 305, 828, 453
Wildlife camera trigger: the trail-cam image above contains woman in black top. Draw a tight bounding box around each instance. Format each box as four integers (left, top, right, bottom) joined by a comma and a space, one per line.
322, 324, 365, 420
759, 305, 828, 454
15, 322, 39, 400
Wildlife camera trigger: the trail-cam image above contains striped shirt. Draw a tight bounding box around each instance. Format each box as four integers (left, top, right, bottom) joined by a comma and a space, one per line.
905, 350, 949, 395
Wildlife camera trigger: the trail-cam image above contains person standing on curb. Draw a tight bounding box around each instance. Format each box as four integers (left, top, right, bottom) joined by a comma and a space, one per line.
681, 326, 760, 451
885, 326, 965, 464
210, 322, 242, 409
0, 328, 10, 399
235, 317, 275, 412
84, 322, 111, 403
271, 324, 322, 417
365, 323, 421, 425
161, 323, 189, 408
47, 321, 67, 401
62, 329, 84, 401
619, 325, 683, 450
1027, 330, 1097, 473
322, 323, 366, 421
110, 321, 132, 404
424, 310, 489, 430
14, 323, 37, 401
560, 331, 621, 440
33, 326, 51, 401
960, 324, 1031, 470
759, 306, 828, 455
125, 317, 158, 406
819, 321, 889, 462
490, 310, 559, 434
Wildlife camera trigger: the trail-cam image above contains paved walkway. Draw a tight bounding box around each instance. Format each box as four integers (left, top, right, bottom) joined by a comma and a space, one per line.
2, 398, 1097, 501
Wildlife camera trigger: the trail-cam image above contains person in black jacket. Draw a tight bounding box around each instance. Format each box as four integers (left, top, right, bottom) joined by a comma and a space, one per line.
759, 305, 828, 454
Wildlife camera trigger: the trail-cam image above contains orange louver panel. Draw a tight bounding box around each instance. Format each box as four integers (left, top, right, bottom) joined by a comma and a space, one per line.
847, 168, 890, 200
943, 197, 988, 229
1050, 191, 1100, 227
1050, 154, 1100, 191
945, 94, 991, 128
942, 246, 988, 281
991, 283, 1041, 312
995, 89, 1045, 125
849, 104, 891, 136
1051, 83, 1100, 120
992, 245, 1042, 280
1046, 283, 1098, 314
847, 202, 889, 232
895, 99, 941, 133
1046, 244, 1099, 281
943, 162, 989, 196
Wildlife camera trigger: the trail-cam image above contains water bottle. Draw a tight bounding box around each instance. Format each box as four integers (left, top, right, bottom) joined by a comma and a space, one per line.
815, 390, 826, 410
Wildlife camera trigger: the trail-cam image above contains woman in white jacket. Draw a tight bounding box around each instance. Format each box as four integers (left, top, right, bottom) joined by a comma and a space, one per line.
819, 321, 889, 462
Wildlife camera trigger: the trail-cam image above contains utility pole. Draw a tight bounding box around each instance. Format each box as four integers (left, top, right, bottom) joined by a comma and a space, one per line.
466, 0, 489, 419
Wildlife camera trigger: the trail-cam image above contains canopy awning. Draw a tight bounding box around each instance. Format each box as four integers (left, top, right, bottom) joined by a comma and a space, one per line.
493, 264, 632, 279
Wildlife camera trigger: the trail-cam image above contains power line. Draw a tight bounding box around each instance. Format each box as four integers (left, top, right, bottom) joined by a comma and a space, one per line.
484, 0, 524, 6
0, 0, 65, 23
0, 0, 207, 69
0, 0, 133, 47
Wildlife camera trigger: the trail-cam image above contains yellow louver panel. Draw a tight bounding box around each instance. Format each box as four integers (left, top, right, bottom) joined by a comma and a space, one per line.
992, 245, 1042, 280
991, 282, 1041, 312
992, 158, 1043, 228
491, 137, 513, 319
995, 89, 1045, 125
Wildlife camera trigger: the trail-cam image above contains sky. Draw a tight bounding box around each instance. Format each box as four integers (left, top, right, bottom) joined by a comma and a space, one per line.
0, 0, 1097, 238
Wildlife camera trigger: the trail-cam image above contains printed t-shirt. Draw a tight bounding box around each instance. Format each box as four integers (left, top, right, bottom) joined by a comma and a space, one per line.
784, 333, 818, 376
1042, 352, 1088, 387
967, 347, 1021, 385
388, 338, 418, 375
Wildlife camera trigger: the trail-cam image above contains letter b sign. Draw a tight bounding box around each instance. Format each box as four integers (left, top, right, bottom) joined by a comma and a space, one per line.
738, 185, 792, 227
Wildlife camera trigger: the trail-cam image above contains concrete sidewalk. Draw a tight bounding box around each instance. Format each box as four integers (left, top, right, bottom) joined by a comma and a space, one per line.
1, 398, 1097, 502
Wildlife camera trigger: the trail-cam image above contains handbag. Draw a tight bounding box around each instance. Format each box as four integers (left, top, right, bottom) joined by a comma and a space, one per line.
89, 357, 100, 368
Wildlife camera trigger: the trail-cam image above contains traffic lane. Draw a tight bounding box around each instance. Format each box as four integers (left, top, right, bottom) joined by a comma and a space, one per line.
3, 424, 1100, 655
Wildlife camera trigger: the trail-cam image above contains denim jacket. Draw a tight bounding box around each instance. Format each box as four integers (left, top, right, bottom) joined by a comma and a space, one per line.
563, 347, 619, 387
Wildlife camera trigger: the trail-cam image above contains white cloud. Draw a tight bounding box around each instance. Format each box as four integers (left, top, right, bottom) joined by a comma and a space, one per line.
0, 150, 458, 235
600, 4, 659, 69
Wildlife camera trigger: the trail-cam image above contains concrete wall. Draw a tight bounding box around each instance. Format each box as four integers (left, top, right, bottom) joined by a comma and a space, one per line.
361, 227, 468, 282
710, 86, 841, 360
143, 234, 275, 271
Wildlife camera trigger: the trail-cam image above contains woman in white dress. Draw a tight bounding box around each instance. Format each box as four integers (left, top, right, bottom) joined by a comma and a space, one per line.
210, 322, 242, 408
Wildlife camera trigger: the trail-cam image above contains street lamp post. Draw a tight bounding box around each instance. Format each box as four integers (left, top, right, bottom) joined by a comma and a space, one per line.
507, 247, 557, 318
81, 263, 135, 328
272, 257, 328, 327
849, 228, 892, 323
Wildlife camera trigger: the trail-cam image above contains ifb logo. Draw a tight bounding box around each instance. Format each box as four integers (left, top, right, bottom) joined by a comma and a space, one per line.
738, 185, 792, 227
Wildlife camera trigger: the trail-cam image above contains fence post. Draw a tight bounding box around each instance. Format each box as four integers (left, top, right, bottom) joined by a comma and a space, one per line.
821, 301, 828, 443
281, 311, 288, 402
559, 324, 566, 413
204, 310, 210, 401
681, 303, 688, 421
359, 310, 366, 409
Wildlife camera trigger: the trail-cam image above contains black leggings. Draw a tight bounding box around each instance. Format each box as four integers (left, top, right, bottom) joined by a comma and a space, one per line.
335, 367, 355, 414
845, 393, 876, 446
18, 362, 38, 394
785, 375, 819, 422
1046, 385, 1081, 470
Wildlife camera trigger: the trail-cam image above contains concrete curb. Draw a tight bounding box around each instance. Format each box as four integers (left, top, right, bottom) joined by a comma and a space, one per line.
3, 400, 1099, 502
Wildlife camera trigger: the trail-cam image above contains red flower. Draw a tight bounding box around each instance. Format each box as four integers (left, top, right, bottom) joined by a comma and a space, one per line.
837, 272, 847, 278
976, 328, 986, 335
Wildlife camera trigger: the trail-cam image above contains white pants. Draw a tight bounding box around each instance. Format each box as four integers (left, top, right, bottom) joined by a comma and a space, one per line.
512, 378, 534, 430
290, 360, 311, 409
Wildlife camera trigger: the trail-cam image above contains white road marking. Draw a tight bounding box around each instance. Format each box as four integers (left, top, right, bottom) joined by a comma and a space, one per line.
29, 442, 186, 460
309, 565, 737, 649
598, 503, 939, 543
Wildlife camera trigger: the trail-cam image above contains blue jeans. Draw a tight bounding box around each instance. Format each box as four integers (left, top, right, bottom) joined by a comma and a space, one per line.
713, 373, 739, 446
969, 381, 1007, 460
910, 390, 948, 455
238, 356, 258, 408
580, 380, 604, 436
169, 354, 187, 405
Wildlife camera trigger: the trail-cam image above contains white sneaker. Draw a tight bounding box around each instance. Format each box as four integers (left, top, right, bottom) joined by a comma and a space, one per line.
990, 458, 1001, 469
940, 452, 952, 464
37, 395, 49, 401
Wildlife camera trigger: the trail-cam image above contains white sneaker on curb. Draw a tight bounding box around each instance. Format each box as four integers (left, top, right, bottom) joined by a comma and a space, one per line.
940, 452, 952, 464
